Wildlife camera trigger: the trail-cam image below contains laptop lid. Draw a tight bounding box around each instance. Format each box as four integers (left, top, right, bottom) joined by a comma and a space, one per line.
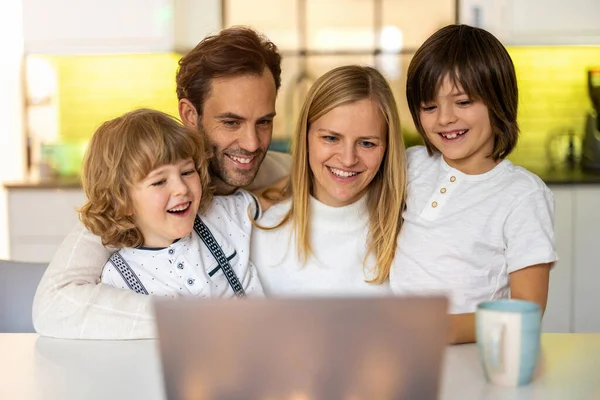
154, 296, 448, 400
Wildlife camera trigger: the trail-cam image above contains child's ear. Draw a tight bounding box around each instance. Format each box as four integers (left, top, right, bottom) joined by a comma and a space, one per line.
179, 99, 199, 130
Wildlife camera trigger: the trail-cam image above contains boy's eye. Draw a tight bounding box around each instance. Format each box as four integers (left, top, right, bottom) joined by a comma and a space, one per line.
182, 169, 197, 176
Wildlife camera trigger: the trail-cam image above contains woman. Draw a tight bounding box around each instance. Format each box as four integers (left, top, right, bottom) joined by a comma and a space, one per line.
252, 65, 407, 296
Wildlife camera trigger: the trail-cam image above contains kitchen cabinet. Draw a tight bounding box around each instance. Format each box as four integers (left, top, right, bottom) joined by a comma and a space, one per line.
542, 186, 573, 333
459, 0, 600, 45
544, 185, 600, 333
22, 0, 222, 54
23, 0, 174, 54
573, 186, 600, 332
7, 187, 85, 263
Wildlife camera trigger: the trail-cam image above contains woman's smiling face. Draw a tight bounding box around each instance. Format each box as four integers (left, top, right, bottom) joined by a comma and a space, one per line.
308, 98, 387, 207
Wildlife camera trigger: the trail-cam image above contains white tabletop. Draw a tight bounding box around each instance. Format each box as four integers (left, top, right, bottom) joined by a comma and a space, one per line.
1, 333, 599, 400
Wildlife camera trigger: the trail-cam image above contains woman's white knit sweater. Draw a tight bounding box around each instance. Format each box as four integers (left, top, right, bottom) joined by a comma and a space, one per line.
251, 195, 392, 296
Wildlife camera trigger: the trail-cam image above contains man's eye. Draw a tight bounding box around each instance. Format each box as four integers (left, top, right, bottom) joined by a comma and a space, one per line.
222, 120, 240, 127
257, 119, 273, 126
151, 179, 166, 187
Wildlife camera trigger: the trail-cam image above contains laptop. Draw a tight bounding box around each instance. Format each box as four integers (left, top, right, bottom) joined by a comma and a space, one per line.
154, 296, 449, 400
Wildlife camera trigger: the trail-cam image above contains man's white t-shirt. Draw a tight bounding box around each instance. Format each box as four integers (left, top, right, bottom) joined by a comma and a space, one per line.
390, 146, 557, 314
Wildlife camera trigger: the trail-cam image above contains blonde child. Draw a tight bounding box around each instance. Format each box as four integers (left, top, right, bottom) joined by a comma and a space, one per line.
391, 25, 557, 343
79, 109, 262, 299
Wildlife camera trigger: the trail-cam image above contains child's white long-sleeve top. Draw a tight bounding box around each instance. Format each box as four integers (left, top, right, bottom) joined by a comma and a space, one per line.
101, 190, 263, 298
391, 146, 558, 314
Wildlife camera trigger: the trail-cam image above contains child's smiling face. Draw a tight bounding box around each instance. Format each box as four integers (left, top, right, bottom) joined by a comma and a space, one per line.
129, 158, 202, 248
419, 75, 498, 175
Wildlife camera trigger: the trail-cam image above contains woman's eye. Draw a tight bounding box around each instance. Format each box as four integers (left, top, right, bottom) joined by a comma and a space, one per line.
322, 136, 338, 143
360, 141, 376, 148
457, 99, 472, 106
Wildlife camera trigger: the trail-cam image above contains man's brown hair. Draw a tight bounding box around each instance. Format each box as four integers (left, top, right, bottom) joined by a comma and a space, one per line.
406, 24, 519, 160
176, 26, 282, 115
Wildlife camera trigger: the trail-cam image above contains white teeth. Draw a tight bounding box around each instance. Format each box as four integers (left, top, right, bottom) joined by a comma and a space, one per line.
441, 130, 466, 139
329, 167, 358, 178
168, 203, 190, 212
229, 155, 253, 164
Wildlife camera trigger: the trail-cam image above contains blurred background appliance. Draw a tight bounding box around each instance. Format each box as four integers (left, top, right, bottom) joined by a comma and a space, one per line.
582, 67, 600, 172
546, 127, 580, 171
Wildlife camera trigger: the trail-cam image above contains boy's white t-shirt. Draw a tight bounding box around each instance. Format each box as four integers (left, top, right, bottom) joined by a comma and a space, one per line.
101, 190, 263, 298
390, 146, 557, 314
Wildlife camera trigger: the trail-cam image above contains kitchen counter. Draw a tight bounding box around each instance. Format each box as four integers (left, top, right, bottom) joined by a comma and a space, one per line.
530, 165, 600, 185
3, 177, 82, 189
1, 333, 599, 400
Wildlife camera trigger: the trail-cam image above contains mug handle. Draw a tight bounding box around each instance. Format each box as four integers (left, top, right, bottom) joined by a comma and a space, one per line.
487, 324, 505, 373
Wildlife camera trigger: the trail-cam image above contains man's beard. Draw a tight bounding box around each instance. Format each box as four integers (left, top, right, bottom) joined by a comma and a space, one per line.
209, 147, 265, 189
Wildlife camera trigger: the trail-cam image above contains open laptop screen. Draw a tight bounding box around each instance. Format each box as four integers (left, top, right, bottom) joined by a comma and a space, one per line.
155, 296, 448, 400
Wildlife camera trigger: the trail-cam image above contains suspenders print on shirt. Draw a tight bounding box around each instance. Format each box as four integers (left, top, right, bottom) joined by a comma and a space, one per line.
111, 215, 246, 298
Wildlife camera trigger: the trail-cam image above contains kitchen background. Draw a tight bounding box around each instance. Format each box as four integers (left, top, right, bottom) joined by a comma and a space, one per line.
14, 0, 600, 179
1, 0, 600, 334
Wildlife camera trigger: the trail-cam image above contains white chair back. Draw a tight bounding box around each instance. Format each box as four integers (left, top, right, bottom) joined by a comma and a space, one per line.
0, 260, 47, 333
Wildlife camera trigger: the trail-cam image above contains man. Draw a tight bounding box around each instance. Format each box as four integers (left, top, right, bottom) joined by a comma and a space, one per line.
32, 27, 291, 339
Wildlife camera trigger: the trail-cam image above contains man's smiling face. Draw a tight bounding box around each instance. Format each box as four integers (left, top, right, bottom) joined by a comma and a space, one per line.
199, 67, 277, 193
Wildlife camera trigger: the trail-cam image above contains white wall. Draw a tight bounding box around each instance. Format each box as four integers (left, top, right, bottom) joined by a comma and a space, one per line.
0, 1, 26, 259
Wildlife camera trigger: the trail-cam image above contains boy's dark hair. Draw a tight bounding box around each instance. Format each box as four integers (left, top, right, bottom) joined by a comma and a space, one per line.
406, 24, 519, 160
176, 26, 282, 116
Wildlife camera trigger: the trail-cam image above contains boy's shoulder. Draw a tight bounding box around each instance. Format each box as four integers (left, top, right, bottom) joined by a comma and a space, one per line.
201, 190, 258, 234
406, 145, 440, 179
406, 145, 440, 164
501, 161, 551, 195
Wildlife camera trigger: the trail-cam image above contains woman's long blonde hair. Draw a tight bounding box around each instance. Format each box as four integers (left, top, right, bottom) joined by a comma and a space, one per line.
262, 65, 407, 283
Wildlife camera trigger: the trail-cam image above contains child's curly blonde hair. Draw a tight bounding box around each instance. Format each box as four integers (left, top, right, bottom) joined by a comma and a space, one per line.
79, 108, 212, 248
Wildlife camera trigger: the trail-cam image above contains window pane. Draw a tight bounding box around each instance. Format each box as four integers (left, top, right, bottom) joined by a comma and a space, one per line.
382, 0, 456, 50
225, 0, 299, 51
306, 0, 375, 51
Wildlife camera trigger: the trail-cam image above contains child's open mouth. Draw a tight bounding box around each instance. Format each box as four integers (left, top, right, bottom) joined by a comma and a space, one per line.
167, 202, 192, 216
439, 129, 467, 140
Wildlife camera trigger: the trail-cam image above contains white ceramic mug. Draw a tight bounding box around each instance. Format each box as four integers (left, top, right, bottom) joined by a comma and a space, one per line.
476, 299, 542, 386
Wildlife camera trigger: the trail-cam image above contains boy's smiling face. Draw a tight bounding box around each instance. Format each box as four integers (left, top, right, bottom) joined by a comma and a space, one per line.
419, 75, 497, 175
129, 158, 202, 248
